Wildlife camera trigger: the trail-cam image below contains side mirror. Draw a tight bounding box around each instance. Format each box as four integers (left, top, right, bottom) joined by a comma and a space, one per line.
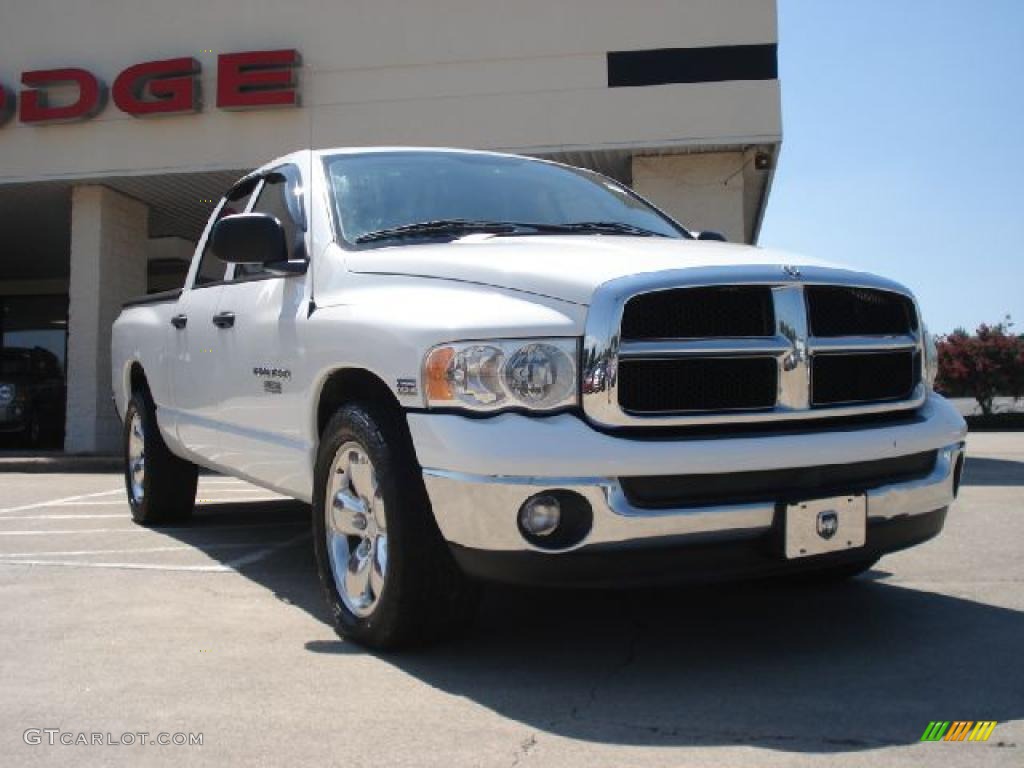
210, 213, 288, 265
696, 230, 727, 242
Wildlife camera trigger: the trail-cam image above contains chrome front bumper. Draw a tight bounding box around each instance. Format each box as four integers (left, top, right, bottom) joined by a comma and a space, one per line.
423, 441, 966, 554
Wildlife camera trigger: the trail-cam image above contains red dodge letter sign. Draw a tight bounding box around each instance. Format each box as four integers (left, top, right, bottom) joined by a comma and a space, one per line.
20, 68, 105, 124
113, 57, 200, 117
217, 49, 300, 110
0, 83, 13, 125
0, 49, 300, 127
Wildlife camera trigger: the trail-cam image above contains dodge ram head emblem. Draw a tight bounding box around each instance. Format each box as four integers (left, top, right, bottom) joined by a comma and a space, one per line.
816, 510, 839, 540
782, 264, 802, 279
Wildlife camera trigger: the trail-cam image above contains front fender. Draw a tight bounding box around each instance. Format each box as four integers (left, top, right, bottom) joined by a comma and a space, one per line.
306, 272, 587, 412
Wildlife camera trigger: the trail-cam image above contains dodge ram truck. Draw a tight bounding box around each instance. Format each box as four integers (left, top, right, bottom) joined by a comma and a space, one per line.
111, 148, 967, 648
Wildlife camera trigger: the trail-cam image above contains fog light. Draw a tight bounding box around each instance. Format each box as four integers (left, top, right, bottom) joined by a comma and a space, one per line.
519, 495, 561, 536
517, 490, 593, 550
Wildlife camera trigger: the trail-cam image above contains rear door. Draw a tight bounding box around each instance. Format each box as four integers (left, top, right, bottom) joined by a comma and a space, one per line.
170, 179, 258, 460
211, 165, 312, 493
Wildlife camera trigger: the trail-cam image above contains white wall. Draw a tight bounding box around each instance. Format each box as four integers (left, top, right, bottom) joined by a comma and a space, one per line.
0, 0, 779, 182
633, 153, 749, 243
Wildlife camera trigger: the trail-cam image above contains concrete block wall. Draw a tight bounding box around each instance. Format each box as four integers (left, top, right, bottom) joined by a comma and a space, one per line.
65, 186, 148, 453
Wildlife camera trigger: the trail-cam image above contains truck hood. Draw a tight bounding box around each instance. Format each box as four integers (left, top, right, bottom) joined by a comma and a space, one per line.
344, 235, 847, 305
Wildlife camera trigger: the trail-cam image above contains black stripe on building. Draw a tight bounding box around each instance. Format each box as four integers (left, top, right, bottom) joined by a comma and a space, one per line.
607, 44, 777, 88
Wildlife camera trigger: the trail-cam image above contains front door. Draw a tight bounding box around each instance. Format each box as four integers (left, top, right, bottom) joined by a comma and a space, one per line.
212, 165, 312, 496
170, 180, 259, 461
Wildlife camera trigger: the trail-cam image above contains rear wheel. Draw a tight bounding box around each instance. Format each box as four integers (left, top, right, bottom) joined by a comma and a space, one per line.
123, 390, 197, 525
313, 402, 477, 649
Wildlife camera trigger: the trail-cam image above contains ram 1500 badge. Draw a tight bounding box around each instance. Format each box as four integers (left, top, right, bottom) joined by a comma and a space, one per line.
112, 148, 967, 649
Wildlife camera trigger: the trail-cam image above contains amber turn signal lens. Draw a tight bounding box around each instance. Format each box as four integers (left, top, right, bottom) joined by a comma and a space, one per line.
425, 346, 455, 402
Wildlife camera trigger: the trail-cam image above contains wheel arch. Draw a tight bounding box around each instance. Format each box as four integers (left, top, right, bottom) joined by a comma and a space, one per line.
128, 361, 150, 398
313, 367, 409, 450
116, 359, 150, 421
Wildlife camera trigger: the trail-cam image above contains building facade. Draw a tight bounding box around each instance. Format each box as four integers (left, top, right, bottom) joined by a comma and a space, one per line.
0, 0, 781, 452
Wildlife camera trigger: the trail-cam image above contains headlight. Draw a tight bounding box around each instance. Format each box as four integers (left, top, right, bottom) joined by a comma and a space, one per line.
923, 324, 938, 389
424, 338, 577, 412
0, 383, 15, 406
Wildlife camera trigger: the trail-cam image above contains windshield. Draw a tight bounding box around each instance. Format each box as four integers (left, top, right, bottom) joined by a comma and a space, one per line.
323, 151, 688, 245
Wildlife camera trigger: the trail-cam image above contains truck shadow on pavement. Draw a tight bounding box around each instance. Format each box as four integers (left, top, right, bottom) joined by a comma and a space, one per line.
178, 499, 1022, 754
301, 578, 1023, 753
961, 456, 1024, 486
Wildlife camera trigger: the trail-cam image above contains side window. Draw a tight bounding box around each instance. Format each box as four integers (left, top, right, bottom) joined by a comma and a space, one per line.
193, 181, 257, 287
233, 170, 305, 280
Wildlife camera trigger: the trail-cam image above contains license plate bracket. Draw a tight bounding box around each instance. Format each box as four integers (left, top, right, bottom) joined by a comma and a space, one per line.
784, 494, 867, 559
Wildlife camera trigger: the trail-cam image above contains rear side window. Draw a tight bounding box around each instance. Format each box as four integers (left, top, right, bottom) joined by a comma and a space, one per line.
194, 181, 257, 287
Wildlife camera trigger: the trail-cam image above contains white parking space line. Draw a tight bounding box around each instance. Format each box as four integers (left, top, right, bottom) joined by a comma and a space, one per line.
223, 531, 311, 568
51, 500, 131, 506
196, 497, 286, 504
0, 531, 311, 572
196, 487, 284, 493
0, 514, 126, 520
0, 489, 122, 515
0, 560, 240, 572
51, 496, 285, 505
3, 495, 286, 509
0, 522, 306, 536
0, 544, 254, 558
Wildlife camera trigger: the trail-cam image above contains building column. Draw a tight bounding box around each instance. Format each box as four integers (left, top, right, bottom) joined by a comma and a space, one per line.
65, 186, 148, 453
632, 152, 750, 244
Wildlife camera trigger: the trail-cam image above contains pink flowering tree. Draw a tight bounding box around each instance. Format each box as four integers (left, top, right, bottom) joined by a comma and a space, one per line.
935, 317, 1024, 415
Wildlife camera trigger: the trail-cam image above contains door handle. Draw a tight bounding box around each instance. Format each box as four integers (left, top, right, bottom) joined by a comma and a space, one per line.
170, 314, 188, 329
212, 311, 236, 329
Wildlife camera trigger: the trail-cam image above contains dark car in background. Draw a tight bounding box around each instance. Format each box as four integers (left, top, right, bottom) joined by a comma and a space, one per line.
0, 347, 65, 448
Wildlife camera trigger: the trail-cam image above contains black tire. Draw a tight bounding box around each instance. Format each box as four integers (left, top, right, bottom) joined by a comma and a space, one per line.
123, 390, 198, 525
312, 402, 478, 649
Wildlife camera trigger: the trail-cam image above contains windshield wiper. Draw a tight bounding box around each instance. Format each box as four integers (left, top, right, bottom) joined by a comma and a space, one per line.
354, 218, 673, 244
454, 220, 671, 238
355, 219, 520, 243
546, 221, 670, 237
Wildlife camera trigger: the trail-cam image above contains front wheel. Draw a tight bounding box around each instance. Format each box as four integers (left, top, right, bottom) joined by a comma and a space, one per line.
123, 391, 198, 525
313, 403, 477, 649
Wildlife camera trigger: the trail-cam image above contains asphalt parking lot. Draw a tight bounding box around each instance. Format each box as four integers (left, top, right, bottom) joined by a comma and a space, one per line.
1, 433, 1021, 767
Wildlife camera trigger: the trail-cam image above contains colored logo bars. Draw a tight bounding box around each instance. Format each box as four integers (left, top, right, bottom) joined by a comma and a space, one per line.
920, 721, 997, 742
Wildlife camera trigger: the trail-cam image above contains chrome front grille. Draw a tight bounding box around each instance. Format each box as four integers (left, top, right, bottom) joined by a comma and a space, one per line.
811, 350, 920, 406
581, 265, 927, 428
621, 285, 775, 339
805, 286, 917, 337
618, 356, 778, 412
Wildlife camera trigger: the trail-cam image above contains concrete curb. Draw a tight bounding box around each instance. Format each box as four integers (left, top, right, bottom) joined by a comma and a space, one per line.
0, 454, 121, 473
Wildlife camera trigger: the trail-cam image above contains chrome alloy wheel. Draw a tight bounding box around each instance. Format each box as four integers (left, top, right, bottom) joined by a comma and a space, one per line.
127, 408, 146, 504
325, 441, 388, 618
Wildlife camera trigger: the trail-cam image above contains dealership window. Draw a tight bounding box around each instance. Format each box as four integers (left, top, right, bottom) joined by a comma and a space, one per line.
0, 295, 68, 377
194, 180, 258, 287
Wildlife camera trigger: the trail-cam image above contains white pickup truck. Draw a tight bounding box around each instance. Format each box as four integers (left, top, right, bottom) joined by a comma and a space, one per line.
112, 147, 967, 648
